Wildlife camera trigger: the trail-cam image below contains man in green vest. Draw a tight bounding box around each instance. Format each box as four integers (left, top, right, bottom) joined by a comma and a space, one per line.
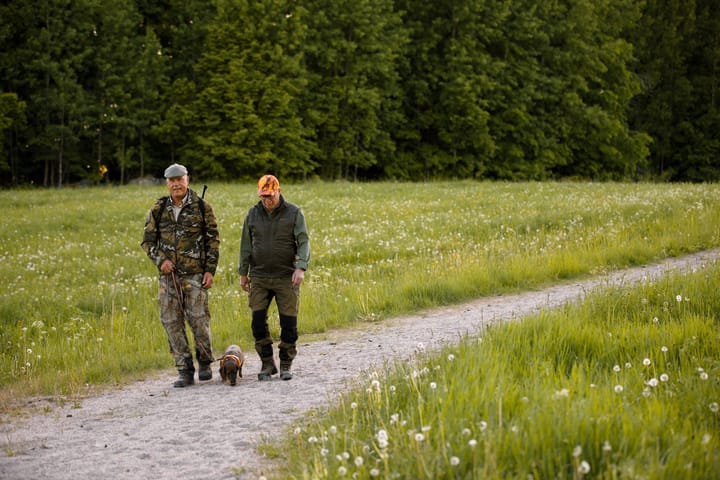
238, 174, 310, 381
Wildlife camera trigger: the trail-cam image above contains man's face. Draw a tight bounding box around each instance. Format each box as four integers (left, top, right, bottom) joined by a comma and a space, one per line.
259, 190, 280, 211
166, 175, 189, 200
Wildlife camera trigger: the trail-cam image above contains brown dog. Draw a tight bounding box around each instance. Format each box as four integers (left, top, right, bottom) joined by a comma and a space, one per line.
218, 344, 244, 386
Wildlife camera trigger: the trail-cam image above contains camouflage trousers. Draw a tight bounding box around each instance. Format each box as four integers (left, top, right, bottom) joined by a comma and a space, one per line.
158, 273, 214, 370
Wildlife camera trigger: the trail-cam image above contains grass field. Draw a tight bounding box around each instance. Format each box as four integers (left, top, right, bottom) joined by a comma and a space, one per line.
280, 260, 720, 479
1, 181, 719, 406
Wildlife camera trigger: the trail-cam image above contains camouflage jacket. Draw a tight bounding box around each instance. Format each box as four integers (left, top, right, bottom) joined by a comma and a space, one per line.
141, 188, 220, 276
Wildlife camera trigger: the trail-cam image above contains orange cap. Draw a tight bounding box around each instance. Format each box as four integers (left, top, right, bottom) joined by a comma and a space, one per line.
257, 174, 280, 196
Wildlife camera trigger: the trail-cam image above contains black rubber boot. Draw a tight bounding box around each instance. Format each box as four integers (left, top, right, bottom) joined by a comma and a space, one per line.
198, 361, 212, 381
173, 369, 194, 388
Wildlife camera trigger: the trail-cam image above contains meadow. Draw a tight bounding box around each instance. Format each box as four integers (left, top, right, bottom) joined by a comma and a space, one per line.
1, 181, 719, 407
280, 259, 720, 479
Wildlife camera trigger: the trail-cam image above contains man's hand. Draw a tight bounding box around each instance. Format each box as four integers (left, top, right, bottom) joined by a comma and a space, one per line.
240, 275, 250, 292
160, 259, 175, 274
291, 268, 305, 287
202, 272, 214, 289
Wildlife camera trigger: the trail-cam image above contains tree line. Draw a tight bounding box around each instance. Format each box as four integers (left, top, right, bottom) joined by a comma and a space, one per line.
1, 0, 718, 187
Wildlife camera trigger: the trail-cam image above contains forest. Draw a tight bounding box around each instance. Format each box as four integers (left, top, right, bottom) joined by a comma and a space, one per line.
1, 0, 718, 186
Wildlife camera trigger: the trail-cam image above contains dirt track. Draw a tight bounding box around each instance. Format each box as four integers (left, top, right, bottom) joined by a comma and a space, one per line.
1, 249, 718, 480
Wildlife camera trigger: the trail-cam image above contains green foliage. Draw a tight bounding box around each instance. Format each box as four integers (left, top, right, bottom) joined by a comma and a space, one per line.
2, 0, 718, 184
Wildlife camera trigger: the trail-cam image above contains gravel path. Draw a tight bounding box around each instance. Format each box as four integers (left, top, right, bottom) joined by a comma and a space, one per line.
1, 249, 718, 480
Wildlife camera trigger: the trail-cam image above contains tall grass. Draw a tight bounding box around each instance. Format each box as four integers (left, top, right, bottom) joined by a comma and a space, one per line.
281, 261, 720, 479
1, 182, 719, 402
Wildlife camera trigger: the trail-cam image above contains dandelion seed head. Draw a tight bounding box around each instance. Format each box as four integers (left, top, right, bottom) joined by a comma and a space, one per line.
370, 469, 380, 477
676, 294, 682, 302
338, 466, 347, 476
415, 433, 425, 442
462, 428, 471, 436
614, 385, 624, 393
700, 372, 709, 380
478, 420, 488, 431
625, 362, 632, 369
603, 440, 612, 452
447, 354, 455, 361
354, 456, 364, 467
660, 374, 669, 382
468, 439, 477, 448
661, 345, 668, 352
350, 402, 358, 409
329, 425, 337, 434
613, 364, 621, 373
573, 445, 582, 457
647, 378, 659, 387
578, 460, 591, 474
450, 456, 460, 466
701, 434, 711, 445
430, 382, 437, 390
709, 402, 719, 413
653, 316, 659, 323
643, 358, 652, 366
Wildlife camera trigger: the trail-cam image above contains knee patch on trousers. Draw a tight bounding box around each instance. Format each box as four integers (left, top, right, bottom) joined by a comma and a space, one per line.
279, 314, 298, 344
251, 309, 270, 340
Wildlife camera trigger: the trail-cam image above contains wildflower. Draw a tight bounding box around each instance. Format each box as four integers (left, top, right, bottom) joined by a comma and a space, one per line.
661, 345, 668, 352
390, 413, 399, 424
450, 456, 460, 466
376, 430, 389, 449
701, 434, 711, 445
462, 428, 472, 436
338, 466, 347, 476
647, 378, 659, 387
660, 374, 669, 382
625, 362, 632, 369
578, 460, 591, 474
468, 439, 477, 448
370, 469, 380, 477
308, 436, 318, 443
709, 402, 719, 413
478, 420, 488, 431
614, 385, 624, 393
354, 456, 364, 467
555, 388, 569, 398
430, 382, 437, 390
447, 354, 455, 361
653, 317, 659, 323
27, 348, 32, 354
320, 448, 329, 456
341, 452, 350, 460
97, 337, 103, 343
371, 380, 380, 390
613, 365, 621, 373
416, 342, 425, 352
573, 445, 582, 457
642, 388, 652, 397
643, 358, 652, 366
294, 427, 301, 435
421, 426, 431, 433
603, 441, 612, 452
329, 425, 337, 434
415, 433, 425, 442
700, 372, 709, 380
389, 385, 396, 392
351, 402, 358, 409
676, 294, 682, 302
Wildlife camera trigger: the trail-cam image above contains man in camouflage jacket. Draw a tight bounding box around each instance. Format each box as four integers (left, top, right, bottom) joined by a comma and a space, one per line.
141, 163, 220, 387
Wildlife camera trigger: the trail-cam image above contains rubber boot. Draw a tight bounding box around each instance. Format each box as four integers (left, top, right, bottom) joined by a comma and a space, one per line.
255, 338, 277, 380
198, 361, 212, 381
173, 355, 195, 387
173, 369, 194, 388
